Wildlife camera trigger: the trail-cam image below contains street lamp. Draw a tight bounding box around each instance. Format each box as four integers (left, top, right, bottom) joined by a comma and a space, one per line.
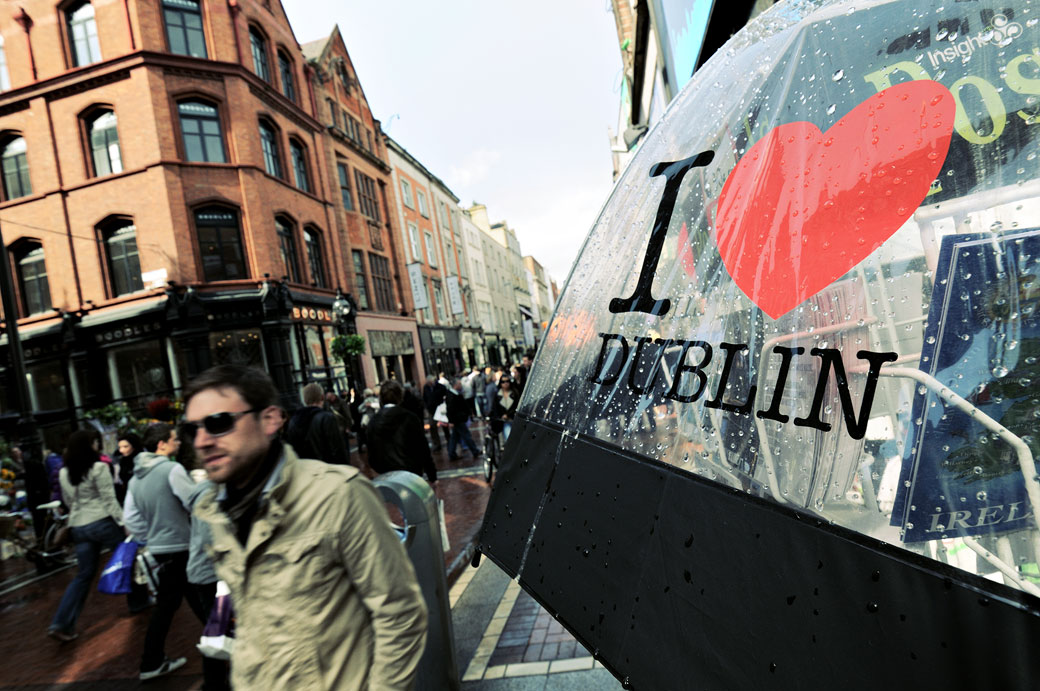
331, 287, 362, 398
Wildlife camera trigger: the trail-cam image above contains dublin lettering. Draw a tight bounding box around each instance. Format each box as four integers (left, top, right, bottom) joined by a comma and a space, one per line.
589, 332, 897, 441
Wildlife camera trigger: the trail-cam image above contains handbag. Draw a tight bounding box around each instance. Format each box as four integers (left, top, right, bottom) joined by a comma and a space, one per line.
98, 538, 140, 594
197, 580, 235, 660
433, 402, 449, 424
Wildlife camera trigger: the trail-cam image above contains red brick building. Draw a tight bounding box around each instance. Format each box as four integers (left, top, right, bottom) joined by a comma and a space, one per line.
0, 1, 407, 447
301, 27, 422, 386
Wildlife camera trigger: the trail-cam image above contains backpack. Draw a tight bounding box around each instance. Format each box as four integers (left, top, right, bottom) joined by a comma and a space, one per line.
284, 407, 321, 459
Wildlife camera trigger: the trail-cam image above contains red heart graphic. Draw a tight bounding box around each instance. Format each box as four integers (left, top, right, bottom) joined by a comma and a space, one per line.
715, 81, 954, 319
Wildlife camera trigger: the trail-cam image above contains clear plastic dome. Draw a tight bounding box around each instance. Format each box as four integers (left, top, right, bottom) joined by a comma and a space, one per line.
523, 0, 1040, 596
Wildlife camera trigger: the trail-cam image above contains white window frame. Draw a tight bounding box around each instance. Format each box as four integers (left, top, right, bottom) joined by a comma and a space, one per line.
424, 230, 437, 267
416, 189, 429, 217
400, 178, 413, 208
408, 222, 422, 263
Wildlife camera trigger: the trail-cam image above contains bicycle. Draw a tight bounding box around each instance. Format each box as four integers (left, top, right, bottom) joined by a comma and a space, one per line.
0, 500, 74, 574
482, 418, 504, 484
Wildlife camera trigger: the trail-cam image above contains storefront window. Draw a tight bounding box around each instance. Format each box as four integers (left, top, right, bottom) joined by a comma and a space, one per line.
303, 325, 324, 369
27, 359, 67, 411
210, 329, 263, 367
111, 340, 168, 406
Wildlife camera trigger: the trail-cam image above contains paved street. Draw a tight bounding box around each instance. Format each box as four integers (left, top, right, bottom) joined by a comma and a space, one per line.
0, 420, 621, 689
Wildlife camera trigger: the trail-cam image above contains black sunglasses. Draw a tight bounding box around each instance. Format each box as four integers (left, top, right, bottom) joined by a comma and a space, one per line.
180, 408, 259, 438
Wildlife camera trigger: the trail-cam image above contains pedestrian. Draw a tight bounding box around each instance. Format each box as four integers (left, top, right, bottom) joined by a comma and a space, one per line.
491, 374, 520, 442
185, 364, 427, 689
446, 377, 481, 461
366, 380, 437, 483
185, 479, 231, 691
284, 383, 351, 465
356, 387, 380, 453
324, 390, 354, 442
470, 367, 487, 417
422, 375, 448, 451
48, 430, 148, 643
45, 448, 64, 504
402, 381, 426, 422
123, 423, 193, 680
112, 432, 142, 505
19, 445, 50, 541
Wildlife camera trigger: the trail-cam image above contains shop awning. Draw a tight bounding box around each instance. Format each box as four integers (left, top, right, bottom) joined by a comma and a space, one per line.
77, 297, 166, 328
517, 305, 534, 319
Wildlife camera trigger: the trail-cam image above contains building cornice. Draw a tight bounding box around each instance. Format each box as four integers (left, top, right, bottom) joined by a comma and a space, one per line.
0, 51, 325, 134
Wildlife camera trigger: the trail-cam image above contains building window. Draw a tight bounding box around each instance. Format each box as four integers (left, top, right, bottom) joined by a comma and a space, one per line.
304, 226, 326, 288
1, 135, 31, 200
326, 98, 339, 128
352, 250, 369, 310
13, 242, 51, 315
259, 119, 282, 178
277, 50, 296, 102
289, 139, 310, 193
194, 206, 246, 281
0, 36, 10, 92
178, 100, 226, 163
433, 281, 446, 320
100, 218, 142, 296
416, 189, 429, 217
337, 162, 353, 211
87, 109, 122, 177
275, 215, 300, 282
346, 115, 361, 144
354, 170, 380, 221
66, 1, 101, 67
163, 0, 206, 58
400, 178, 413, 208
368, 253, 395, 313
424, 230, 437, 267
408, 223, 421, 263
249, 26, 270, 82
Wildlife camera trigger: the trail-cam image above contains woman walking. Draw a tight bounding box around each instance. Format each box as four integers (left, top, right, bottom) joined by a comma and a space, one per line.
48, 430, 144, 642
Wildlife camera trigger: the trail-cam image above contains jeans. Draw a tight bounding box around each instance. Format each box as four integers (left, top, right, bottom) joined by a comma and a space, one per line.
141, 551, 189, 672
184, 581, 231, 691
50, 517, 148, 633
449, 421, 480, 458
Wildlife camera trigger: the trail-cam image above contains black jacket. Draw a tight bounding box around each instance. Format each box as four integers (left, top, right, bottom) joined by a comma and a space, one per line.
422, 382, 446, 413
402, 388, 425, 421
284, 406, 351, 466
366, 406, 437, 482
445, 389, 470, 426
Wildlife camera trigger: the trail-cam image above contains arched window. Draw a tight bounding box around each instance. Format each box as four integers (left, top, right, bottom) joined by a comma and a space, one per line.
66, 1, 101, 67
13, 241, 51, 315
1, 135, 31, 200
178, 100, 226, 163
249, 26, 270, 82
194, 206, 246, 281
163, 0, 207, 58
275, 215, 301, 282
99, 217, 142, 296
258, 118, 282, 178
0, 36, 10, 92
303, 226, 326, 288
289, 139, 310, 193
277, 49, 296, 102
86, 109, 122, 176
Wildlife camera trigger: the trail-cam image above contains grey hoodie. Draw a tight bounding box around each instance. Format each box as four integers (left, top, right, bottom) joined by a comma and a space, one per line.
124, 452, 193, 554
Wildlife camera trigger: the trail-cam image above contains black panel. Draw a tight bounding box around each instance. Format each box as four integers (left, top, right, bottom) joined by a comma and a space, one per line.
478, 418, 1040, 690
476, 415, 560, 575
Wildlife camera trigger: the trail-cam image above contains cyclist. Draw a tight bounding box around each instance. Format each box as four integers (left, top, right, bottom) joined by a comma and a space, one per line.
490, 375, 519, 442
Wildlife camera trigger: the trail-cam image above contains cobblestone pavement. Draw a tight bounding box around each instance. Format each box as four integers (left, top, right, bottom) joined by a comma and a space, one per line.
451, 561, 624, 690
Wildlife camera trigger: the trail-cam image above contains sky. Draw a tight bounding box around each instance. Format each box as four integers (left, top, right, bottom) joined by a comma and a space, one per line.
283, 1, 624, 287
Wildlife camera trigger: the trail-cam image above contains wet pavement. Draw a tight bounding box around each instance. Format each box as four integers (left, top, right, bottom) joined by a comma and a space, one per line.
0, 419, 624, 689
0, 422, 492, 690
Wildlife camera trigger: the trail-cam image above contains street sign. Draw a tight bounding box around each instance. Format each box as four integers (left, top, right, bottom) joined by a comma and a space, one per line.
407, 263, 429, 310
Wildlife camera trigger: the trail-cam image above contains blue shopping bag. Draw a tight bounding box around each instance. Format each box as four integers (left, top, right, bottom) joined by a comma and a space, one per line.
98, 538, 140, 595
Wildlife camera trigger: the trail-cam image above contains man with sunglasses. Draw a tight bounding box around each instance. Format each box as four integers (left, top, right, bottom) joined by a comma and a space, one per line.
183, 365, 427, 690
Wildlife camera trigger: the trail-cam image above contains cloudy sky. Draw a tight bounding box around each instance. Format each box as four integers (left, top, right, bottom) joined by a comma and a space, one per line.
283, 1, 624, 287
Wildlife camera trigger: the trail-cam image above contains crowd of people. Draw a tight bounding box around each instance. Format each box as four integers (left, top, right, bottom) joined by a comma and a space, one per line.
4, 356, 534, 688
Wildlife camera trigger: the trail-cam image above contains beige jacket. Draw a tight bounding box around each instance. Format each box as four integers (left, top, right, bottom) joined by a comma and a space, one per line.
194, 446, 427, 690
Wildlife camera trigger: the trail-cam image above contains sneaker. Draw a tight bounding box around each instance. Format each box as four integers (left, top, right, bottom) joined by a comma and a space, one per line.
47, 629, 78, 643
140, 657, 187, 681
